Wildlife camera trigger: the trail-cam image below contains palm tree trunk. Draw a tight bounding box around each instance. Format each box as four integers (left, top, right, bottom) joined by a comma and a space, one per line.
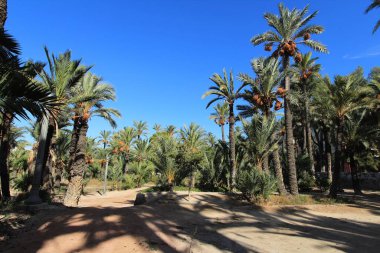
26, 115, 52, 204
67, 116, 80, 171
304, 86, 315, 176
221, 124, 225, 142
283, 56, 298, 195
329, 118, 343, 198
323, 126, 332, 181
228, 103, 237, 190
0, 112, 13, 200
302, 123, 307, 153
263, 155, 269, 173
64, 121, 89, 207
0, 0, 7, 29
350, 153, 362, 195
273, 149, 287, 195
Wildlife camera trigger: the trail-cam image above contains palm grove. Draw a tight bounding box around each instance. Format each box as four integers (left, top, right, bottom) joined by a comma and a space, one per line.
1, 3, 380, 206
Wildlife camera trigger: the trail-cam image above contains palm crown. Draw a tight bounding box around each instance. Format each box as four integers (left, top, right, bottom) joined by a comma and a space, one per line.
251, 4, 328, 63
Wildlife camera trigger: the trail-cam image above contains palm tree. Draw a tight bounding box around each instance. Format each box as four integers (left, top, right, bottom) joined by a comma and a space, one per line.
112, 127, 137, 174
294, 52, 321, 175
209, 102, 229, 142
0, 0, 6, 29
64, 73, 120, 207
133, 120, 148, 139
202, 69, 247, 190
150, 134, 178, 191
178, 123, 206, 192
343, 111, 379, 194
153, 123, 162, 133
27, 47, 89, 204
251, 3, 328, 195
319, 68, 369, 197
98, 130, 111, 149
0, 34, 57, 200
165, 125, 176, 137
238, 57, 287, 195
239, 57, 284, 118
366, 0, 380, 33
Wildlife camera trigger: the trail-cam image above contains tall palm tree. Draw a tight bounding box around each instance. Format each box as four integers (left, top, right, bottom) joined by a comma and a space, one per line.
202, 69, 247, 190
64, 73, 120, 207
153, 123, 162, 133
0, 34, 57, 200
251, 3, 328, 195
133, 120, 148, 139
27, 48, 89, 204
365, 0, 380, 33
294, 52, 321, 175
319, 68, 369, 197
238, 57, 287, 195
209, 102, 229, 142
112, 127, 137, 174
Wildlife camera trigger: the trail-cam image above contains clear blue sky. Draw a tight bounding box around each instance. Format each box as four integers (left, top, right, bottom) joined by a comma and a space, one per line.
7, 0, 380, 139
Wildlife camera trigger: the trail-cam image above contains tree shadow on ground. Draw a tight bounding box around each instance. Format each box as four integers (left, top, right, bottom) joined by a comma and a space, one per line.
2, 191, 380, 253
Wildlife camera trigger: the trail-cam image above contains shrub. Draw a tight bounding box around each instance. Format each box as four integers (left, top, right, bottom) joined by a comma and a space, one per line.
316, 172, 331, 192
124, 174, 137, 190
11, 172, 31, 192
298, 170, 315, 192
237, 169, 277, 203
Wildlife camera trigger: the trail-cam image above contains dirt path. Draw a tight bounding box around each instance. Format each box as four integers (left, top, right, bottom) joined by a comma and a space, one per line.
2, 190, 380, 253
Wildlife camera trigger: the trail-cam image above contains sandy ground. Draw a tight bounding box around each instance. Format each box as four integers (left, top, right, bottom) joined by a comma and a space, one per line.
1, 189, 380, 253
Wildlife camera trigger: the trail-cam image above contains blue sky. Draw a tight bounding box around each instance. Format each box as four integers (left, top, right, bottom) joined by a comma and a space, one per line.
7, 0, 380, 140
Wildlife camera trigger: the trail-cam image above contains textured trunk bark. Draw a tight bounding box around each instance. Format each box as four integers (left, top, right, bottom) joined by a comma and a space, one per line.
323, 126, 332, 181
42, 121, 55, 193
302, 123, 307, 153
273, 149, 287, 195
27, 115, 52, 204
263, 155, 269, 173
67, 116, 80, 172
221, 124, 225, 142
284, 72, 298, 195
350, 153, 362, 195
0, 112, 13, 200
303, 86, 315, 175
0, 0, 7, 29
228, 103, 236, 190
64, 121, 89, 207
329, 118, 343, 198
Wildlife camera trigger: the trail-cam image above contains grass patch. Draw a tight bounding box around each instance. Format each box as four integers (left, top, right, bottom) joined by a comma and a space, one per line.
266, 194, 355, 206
140, 185, 202, 193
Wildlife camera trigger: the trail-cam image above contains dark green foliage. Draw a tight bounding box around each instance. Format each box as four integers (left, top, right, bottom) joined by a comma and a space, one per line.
298, 170, 315, 192
237, 168, 277, 202
316, 173, 331, 192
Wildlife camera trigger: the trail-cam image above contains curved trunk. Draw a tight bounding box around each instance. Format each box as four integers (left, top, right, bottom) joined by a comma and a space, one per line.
283, 56, 298, 195
228, 102, 236, 190
273, 149, 287, 195
64, 121, 89, 207
221, 124, 225, 142
0, 0, 7, 29
0, 112, 13, 200
329, 118, 343, 198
